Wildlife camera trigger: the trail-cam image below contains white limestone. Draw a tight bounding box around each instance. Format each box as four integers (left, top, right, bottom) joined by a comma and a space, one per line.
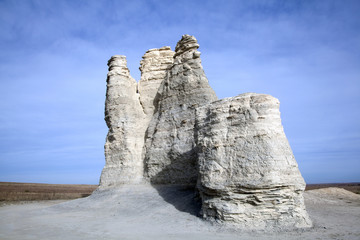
195, 93, 312, 229
100, 55, 146, 186
143, 35, 217, 184
138, 46, 174, 121
99, 35, 311, 230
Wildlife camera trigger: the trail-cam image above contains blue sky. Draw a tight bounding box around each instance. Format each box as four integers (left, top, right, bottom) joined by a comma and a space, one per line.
0, 0, 359, 184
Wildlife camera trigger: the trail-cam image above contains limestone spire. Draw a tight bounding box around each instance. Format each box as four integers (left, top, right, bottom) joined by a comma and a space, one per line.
138, 46, 174, 120
143, 34, 218, 184
100, 55, 146, 187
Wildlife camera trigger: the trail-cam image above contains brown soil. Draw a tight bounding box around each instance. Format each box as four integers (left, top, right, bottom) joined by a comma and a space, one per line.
0, 182, 98, 201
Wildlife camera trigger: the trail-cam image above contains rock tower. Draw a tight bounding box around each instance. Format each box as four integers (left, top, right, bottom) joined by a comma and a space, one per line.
100, 55, 146, 185
144, 35, 217, 184
196, 93, 312, 228
100, 34, 312, 229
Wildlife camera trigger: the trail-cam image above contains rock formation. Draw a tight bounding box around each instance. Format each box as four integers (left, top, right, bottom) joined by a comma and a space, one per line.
101, 47, 175, 186
100, 55, 146, 186
99, 35, 312, 229
143, 35, 217, 184
195, 93, 312, 228
138, 46, 174, 122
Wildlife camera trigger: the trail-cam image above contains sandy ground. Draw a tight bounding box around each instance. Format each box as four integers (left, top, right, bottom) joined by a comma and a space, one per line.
0, 185, 359, 240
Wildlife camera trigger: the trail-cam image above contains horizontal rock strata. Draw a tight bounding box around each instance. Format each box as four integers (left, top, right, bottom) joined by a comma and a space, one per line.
195, 93, 312, 229
138, 46, 174, 122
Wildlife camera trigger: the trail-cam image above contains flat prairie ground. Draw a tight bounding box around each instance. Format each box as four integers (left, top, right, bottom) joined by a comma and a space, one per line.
306, 183, 360, 194
0, 183, 359, 239
0, 182, 98, 202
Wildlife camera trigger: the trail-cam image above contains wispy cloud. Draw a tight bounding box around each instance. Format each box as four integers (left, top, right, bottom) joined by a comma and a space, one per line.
0, 0, 359, 183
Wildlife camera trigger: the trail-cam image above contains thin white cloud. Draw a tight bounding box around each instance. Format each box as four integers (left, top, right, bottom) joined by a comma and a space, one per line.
0, 0, 359, 183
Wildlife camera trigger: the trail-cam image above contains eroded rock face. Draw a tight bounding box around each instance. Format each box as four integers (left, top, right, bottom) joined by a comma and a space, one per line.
100, 55, 146, 186
138, 47, 174, 121
99, 35, 311, 229
144, 35, 218, 184
195, 93, 312, 229
100, 48, 175, 187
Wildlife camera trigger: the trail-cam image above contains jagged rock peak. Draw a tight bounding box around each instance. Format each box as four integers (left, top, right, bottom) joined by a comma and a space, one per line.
139, 47, 174, 78
174, 34, 200, 58
107, 55, 131, 77
107, 55, 126, 68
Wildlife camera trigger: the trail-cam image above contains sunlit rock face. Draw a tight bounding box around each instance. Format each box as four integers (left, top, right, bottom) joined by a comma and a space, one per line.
100, 55, 146, 186
195, 93, 312, 229
143, 35, 217, 184
138, 46, 174, 122
99, 35, 311, 229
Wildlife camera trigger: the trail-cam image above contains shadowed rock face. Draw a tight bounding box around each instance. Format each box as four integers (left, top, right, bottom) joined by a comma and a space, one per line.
195, 93, 312, 228
99, 35, 311, 229
144, 35, 218, 184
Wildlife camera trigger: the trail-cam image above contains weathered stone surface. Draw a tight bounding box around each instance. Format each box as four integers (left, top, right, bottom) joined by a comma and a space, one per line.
144, 35, 218, 184
100, 55, 146, 186
138, 46, 174, 122
99, 35, 311, 230
195, 93, 312, 229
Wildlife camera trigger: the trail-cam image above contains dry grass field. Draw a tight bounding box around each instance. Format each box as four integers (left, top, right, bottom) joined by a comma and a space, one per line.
306, 182, 360, 194
0, 182, 98, 202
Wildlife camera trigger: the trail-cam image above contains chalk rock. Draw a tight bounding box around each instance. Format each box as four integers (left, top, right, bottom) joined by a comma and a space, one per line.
196, 93, 312, 229
138, 46, 174, 122
100, 55, 146, 186
98, 35, 311, 230
144, 35, 218, 184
